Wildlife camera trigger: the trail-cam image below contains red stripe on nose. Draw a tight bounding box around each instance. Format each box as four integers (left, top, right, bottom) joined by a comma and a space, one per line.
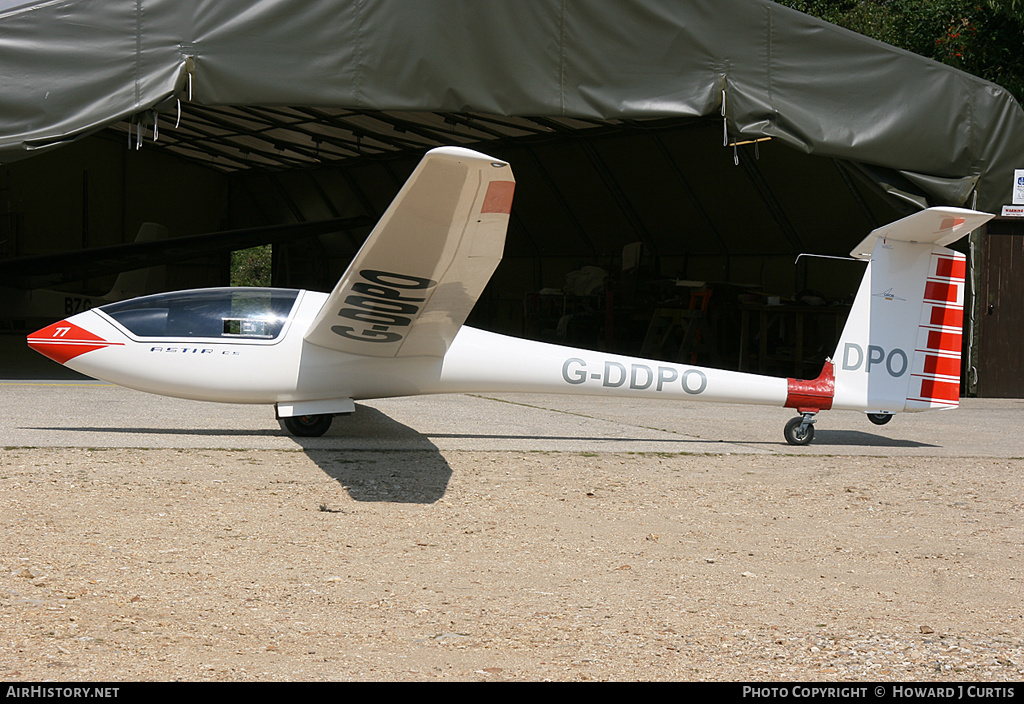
26, 320, 122, 365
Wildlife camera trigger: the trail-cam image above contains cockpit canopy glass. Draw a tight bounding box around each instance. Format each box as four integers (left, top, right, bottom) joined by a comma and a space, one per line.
101, 288, 300, 340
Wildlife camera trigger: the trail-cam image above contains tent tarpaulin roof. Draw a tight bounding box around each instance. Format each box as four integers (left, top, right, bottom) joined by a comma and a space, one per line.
0, 0, 1022, 211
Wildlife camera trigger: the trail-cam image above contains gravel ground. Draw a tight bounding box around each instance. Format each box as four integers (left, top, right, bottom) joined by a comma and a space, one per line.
1, 446, 1021, 681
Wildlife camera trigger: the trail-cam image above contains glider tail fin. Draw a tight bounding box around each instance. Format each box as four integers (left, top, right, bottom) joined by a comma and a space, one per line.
827, 207, 993, 414
105, 223, 168, 300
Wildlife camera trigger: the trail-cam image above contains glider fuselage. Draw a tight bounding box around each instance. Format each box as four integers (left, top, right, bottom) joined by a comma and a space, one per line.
26, 146, 993, 445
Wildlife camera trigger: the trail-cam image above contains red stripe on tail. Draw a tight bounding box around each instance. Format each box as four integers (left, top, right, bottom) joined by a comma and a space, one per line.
785, 361, 835, 413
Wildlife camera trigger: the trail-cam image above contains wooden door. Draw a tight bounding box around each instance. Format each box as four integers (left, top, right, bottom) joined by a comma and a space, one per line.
976, 219, 1024, 397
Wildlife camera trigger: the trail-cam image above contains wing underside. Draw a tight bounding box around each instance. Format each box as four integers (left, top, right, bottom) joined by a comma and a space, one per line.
303, 146, 515, 358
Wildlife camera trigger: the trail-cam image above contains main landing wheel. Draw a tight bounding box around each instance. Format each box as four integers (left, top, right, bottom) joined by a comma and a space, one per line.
280, 414, 334, 437
867, 413, 893, 426
784, 416, 815, 446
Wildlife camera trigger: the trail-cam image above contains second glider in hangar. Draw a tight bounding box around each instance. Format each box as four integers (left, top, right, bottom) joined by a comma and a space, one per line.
27, 147, 992, 445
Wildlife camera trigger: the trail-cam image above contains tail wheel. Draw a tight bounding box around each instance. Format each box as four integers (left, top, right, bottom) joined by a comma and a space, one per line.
867, 413, 893, 425
784, 416, 815, 446
280, 414, 333, 437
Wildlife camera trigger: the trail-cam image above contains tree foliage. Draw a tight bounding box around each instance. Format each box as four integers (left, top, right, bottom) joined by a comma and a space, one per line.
230, 244, 273, 287
774, 0, 1024, 102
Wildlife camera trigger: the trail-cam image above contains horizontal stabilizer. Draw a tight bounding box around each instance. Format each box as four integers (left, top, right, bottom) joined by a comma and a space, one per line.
850, 207, 993, 260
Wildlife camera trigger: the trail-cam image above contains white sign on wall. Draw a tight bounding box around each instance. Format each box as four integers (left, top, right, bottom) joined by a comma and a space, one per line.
1014, 169, 1024, 204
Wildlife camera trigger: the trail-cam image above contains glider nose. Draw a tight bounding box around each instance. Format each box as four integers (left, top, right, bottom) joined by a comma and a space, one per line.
26, 317, 121, 365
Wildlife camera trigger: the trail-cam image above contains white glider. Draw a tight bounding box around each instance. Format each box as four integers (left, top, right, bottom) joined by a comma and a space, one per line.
28, 147, 993, 444
2, 223, 167, 323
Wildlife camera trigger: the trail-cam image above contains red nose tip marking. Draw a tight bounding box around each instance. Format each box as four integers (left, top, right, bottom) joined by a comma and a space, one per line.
27, 320, 122, 365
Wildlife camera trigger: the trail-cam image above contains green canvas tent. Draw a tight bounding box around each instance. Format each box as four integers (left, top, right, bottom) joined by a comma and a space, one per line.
0, 0, 1021, 211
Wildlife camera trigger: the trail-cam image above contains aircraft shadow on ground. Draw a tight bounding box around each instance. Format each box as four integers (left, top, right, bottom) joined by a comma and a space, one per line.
31, 426, 276, 437
24, 411, 935, 503
425, 432, 696, 443
810, 429, 936, 448
27, 407, 454, 504
290, 407, 453, 504
419, 430, 936, 449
